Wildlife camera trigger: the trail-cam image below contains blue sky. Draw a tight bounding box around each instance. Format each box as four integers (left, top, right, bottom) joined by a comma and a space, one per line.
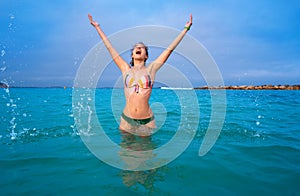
1, 0, 300, 87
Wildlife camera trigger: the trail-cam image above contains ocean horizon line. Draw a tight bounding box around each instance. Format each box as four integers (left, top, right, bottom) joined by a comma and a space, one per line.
1, 84, 300, 90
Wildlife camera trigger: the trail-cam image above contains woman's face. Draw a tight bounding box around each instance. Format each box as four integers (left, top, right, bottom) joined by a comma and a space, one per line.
132, 44, 148, 61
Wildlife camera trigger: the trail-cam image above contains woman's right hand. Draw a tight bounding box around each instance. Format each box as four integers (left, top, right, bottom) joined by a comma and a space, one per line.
88, 14, 99, 27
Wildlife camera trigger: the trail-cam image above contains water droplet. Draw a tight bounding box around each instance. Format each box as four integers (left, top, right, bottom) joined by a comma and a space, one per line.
0, 66, 6, 72
256, 121, 260, 126
1, 50, 5, 57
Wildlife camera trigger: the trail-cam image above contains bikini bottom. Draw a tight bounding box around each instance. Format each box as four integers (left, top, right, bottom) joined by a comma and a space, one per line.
121, 112, 154, 126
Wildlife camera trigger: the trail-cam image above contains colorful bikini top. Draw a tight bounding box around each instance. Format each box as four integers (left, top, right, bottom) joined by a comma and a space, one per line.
124, 70, 153, 93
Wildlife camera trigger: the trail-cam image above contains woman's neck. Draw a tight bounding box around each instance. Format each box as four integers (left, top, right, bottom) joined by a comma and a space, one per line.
133, 60, 145, 70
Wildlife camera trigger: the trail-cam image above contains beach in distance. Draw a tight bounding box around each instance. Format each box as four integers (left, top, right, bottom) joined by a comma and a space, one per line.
195, 84, 300, 90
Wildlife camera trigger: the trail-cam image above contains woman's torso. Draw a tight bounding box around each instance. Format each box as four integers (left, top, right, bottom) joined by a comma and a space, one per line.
122, 67, 154, 119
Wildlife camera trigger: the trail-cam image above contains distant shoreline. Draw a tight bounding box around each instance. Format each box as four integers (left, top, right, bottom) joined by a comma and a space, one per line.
194, 84, 300, 90
1, 83, 300, 90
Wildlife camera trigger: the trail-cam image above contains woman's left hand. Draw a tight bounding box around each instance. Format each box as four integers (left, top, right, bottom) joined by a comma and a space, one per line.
185, 14, 193, 29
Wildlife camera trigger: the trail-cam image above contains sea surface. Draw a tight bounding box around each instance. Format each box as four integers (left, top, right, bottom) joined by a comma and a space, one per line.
1, 88, 300, 195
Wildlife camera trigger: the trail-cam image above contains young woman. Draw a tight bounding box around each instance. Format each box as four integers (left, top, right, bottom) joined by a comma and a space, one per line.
88, 14, 192, 136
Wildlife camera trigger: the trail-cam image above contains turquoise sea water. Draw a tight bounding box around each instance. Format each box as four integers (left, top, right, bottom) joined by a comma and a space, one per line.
1, 88, 300, 195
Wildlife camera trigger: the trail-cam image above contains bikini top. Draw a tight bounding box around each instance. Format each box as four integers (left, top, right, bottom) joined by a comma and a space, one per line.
124, 70, 153, 93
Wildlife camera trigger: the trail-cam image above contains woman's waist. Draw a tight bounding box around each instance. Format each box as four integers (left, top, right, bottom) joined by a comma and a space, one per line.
123, 105, 153, 119
125, 96, 150, 106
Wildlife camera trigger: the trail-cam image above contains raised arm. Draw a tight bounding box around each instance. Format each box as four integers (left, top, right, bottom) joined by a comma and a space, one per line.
150, 14, 193, 73
88, 14, 130, 72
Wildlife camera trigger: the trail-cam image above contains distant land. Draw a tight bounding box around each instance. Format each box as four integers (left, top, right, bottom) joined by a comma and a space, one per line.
0, 82, 8, 88
194, 84, 300, 90
1, 82, 300, 90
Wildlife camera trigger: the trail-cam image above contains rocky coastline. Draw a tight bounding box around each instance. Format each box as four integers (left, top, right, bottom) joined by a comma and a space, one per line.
0, 82, 8, 88
194, 84, 300, 90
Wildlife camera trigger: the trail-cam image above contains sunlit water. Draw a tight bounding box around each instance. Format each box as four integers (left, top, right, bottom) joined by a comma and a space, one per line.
1, 88, 299, 195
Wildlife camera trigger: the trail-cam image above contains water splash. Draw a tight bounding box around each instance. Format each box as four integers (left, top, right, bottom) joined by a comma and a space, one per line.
9, 14, 15, 20
1, 82, 19, 140
1, 47, 6, 72
1, 50, 5, 57
72, 88, 95, 136
8, 14, 16, 32
73, 57, 80, 66
0, 66, 6, 72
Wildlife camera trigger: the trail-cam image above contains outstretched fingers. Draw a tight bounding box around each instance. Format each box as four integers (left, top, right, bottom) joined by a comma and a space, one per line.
88, 14, 93, 23
186, 14, 193, 27
88, 14, 99, 27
